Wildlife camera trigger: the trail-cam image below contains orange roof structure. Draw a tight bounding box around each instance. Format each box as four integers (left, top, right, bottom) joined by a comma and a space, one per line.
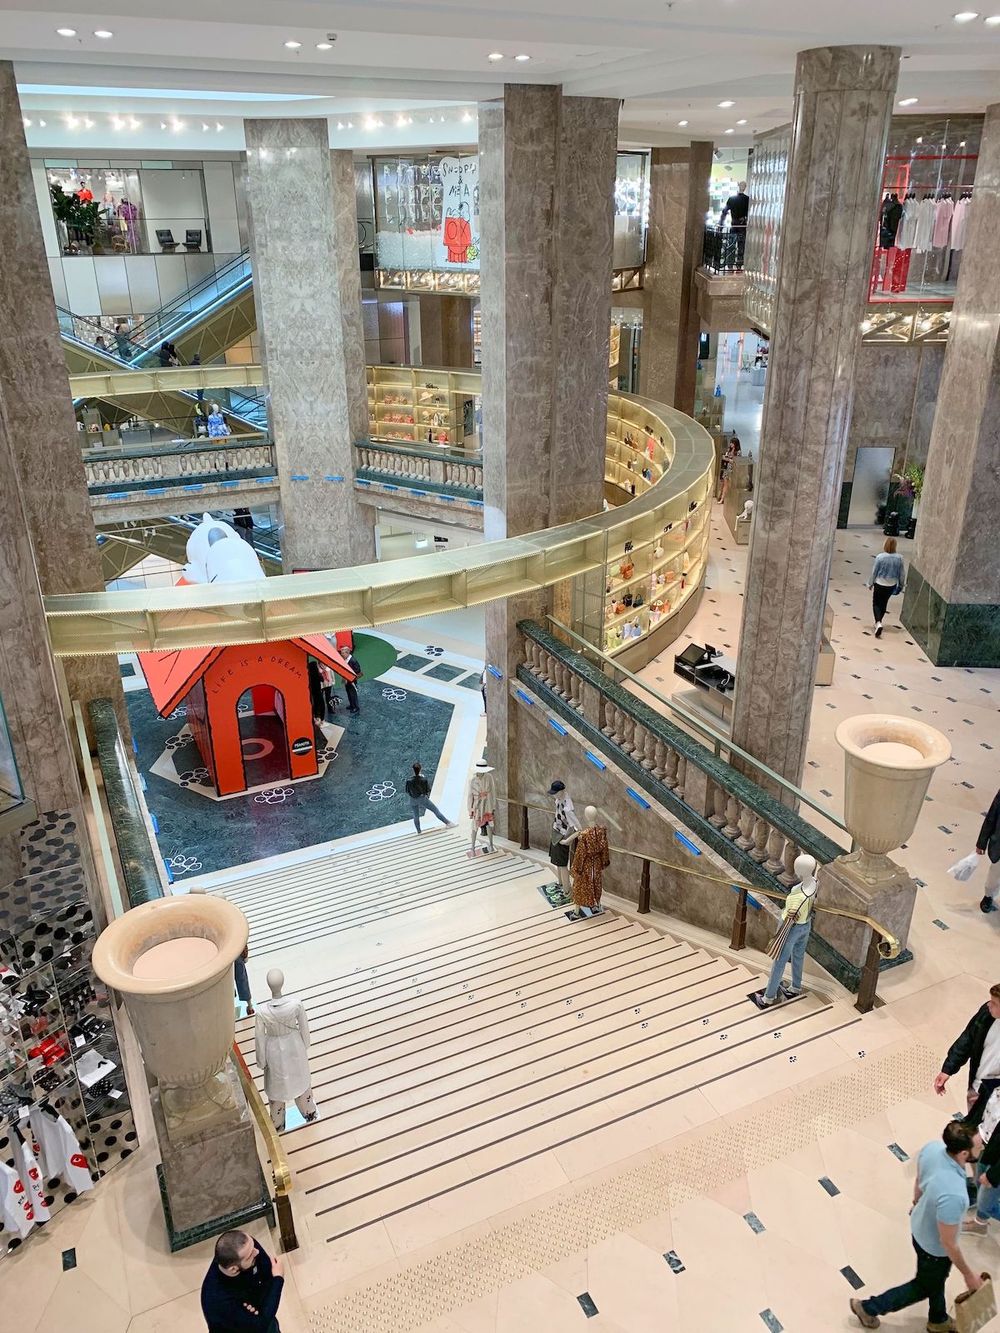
138, 634, 356, 717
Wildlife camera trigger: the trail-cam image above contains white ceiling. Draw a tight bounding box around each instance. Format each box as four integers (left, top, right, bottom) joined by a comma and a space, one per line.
4, 0, 1000, 153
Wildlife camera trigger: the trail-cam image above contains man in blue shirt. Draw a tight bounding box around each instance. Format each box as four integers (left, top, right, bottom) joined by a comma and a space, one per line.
201, 1230, 284, 1332
850, 1121, 982, 1330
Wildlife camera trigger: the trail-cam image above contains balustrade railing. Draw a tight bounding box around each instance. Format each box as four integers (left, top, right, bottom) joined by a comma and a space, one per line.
353, 440, 483, 499
84, 437, 277, 491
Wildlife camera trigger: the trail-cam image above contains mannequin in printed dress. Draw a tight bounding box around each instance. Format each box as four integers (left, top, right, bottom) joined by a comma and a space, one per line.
547, 780, 581, 897
562, 805, 611, 918
207, 403, 230, 439
468, 759, 497, 856
254, 969, 317, 1132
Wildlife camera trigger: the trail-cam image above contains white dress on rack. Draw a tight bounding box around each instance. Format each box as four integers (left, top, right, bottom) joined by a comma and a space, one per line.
913, 198, 936, 254
897, 201, 919, 251
254, 996, 311, 1102
950, 197, 970, 251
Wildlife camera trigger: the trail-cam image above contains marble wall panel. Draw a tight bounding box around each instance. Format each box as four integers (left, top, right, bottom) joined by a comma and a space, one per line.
732, 46, 899, 788
244, 119, 374, 571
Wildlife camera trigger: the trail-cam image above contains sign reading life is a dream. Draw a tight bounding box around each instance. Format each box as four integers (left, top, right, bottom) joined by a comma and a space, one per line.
439, 156, 480, 267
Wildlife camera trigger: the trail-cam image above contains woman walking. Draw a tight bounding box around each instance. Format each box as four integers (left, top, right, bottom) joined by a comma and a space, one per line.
866, 536, 906, 639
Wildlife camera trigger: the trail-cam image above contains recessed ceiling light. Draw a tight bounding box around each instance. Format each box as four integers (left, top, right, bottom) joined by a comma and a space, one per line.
347, 120, 353, 128
718, 99, 735, 108
462, 110, 473, 122
129, 117, 140, 129
284, 39, 302, 49
215, 121, 223, 131
84, 117, 94, 128
93, 29, 113, 39
953, 10, 979, 19
316, 41, 333, 49
488, 52, 504, 61
22, 117, 31, 128
898, 96, 919, 106
56, 27, 76, 36
514, 53, 531, 61
38, 119, 46, 127
678, 119, 689, 127
337, 121, 344, 130
724, 127, 734, 134
985, 12, 1000, 21
736, 118, 747, 125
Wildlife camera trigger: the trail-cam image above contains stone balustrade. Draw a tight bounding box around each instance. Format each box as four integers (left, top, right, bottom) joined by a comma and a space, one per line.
84, 440, 276, 491
354, 440, 484, 499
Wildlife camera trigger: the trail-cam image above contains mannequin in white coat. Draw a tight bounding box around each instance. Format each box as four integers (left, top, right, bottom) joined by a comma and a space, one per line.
254, 968, 318, 1131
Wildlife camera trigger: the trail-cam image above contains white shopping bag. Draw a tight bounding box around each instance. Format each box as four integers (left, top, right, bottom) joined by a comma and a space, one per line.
948, 853, 980, 883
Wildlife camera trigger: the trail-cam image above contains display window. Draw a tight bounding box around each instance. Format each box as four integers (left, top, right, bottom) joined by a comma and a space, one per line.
0, 695, 25, 821
869, 116, 982, 304
613, 151, 649, 271
45, 160, 211, 256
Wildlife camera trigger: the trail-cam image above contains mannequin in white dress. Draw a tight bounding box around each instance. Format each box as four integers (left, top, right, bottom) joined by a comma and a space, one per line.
254, 969, 318, 1131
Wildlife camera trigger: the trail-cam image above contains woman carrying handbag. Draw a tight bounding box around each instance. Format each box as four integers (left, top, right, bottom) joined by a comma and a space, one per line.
752, 853, 818, 1009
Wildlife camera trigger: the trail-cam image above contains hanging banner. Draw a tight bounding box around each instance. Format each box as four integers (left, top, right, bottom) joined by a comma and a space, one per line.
439, 156, 479, 267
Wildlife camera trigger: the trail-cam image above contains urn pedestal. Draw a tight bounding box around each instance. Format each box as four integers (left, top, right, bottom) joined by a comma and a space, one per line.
92, 895, 271, 1248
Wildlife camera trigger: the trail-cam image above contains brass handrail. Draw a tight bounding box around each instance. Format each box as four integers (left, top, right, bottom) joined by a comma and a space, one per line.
231, 1040, 298, 1251
497, 793, 899, 1010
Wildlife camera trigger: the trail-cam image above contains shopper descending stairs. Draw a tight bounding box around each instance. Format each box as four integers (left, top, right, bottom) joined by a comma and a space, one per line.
229, 835, 861, 1249
204, 827, 539, 962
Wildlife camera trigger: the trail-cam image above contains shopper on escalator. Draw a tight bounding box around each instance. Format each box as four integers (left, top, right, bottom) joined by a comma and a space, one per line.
158, 340, 181, 367
114, 322, 132, 360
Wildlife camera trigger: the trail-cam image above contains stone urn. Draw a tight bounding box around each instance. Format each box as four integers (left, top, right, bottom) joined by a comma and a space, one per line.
92, 895, 248, 1135
835, 714, 951, 883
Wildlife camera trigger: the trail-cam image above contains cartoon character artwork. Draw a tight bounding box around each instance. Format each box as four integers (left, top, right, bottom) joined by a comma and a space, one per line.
439, 156, 479, 266
443, 202, 472, 264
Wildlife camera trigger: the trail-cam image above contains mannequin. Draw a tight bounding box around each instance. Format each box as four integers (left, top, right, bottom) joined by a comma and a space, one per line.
562, 805, 611, 919
547, 780, 581, 896
254, 968, 317, 1131
752, 854, 819, 1009
468, 759, 497, 856
207, 402, 230, 439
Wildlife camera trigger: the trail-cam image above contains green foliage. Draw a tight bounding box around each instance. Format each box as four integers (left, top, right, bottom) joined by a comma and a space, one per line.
50, 183, 100, 244
897, 462, 925, 500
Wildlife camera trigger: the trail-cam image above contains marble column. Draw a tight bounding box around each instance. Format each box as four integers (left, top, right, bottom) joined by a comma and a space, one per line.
731, 46, 899, 789
902, 102, 1000, 666
0, 62, 123, 719
244, 120, 374, 571
639, 143, 713, 415
479, 86, 618, 827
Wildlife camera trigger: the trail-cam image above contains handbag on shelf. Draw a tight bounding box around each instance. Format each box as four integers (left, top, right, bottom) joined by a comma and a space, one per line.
954, 1273, 996, 1333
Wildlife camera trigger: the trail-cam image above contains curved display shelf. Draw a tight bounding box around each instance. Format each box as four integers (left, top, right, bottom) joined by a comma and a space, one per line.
47, 384, 715, 658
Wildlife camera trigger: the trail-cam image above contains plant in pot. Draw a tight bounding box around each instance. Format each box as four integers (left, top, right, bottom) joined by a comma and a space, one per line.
50, 183, 101, 253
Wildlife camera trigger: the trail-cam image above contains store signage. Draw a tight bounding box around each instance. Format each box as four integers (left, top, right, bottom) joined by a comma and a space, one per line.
291, 737, 313, 756
439, 156, 479, 266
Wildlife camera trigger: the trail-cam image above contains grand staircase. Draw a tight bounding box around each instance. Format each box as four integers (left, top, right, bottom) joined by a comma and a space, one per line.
219, 829, 860, 1248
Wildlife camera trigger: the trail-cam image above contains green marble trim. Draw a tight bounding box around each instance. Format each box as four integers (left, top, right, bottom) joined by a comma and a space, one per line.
89, 467, 277, 496
519, 621, 844, 863
156, 1163, 274, 1253
837, 480, 852, 529
513, 665, 909, 992
355, 468, 483, 502
902, 566, 1000, 668
88, 698, 165, 907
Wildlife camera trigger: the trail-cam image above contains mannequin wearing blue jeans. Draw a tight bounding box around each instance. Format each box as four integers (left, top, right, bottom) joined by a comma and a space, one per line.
764, 921, 811, 1001
754, 853, 817, 1008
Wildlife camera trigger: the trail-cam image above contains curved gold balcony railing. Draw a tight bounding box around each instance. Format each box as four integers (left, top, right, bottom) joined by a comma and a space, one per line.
46, 387, 715, 656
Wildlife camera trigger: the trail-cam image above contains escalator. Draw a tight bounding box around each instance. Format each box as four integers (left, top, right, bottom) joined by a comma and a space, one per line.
61, 249, 261, 434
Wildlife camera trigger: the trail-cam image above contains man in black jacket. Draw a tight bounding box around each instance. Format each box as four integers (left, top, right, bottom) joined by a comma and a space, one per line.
934, 984, 1000, 1119
976, 787, 1000, 912
201, 1230, 284, 1332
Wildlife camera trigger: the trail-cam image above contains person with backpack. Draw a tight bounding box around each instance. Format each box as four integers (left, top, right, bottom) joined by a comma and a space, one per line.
405, 762, 451, 834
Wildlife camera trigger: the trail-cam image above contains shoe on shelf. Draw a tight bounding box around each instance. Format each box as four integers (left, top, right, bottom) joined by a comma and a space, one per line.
874, 622, 883, 639
981, 896, 996, 914
962, 1217, 989, 1235
849, 1297, 880, 1328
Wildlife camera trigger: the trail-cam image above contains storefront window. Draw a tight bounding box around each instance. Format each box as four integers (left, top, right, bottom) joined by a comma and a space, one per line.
870, 116, 982, 303
614, 151, 649, 270
374, 153, 480, 277
46, 160, 211, 256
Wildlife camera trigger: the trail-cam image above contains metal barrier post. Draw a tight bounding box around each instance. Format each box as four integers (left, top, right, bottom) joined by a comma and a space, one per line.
520, 803, 530, 851
638, 858, 651, 914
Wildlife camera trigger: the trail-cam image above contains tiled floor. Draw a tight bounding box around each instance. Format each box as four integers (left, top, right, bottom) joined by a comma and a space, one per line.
13, 519, 1000, 1332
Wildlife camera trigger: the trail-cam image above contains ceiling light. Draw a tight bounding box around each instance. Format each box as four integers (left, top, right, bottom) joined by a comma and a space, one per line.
65, 114, 78, 128
678, 119, 689, 126
83, 118, 94, 128
284, 39, 302, 49
736, 118, 747, 125
985, 12, 1000, 20
916, 135, 923, 143
724, 127, 734, 134
170, 118, 184, 132
202, 122, 210, 132
160, 121, 167, 129
364, 116, 377, 130
316, 41, 333, 49
347, 120, 353, 129
38, 119, 46, 128
56, 26, 76, 36
487, 52, 504, 61
22, 117, 31, 128
112, 116, 124, 130
337, 121, 344, 130
93, 29, 113, 38
898, 96, 919, 106
953, 10, 979, 19
718, 99, 735, 108
514, 53, 531, 61
461, 110, 473, 122
396, 114, 407, 127
215, 121, 223, 131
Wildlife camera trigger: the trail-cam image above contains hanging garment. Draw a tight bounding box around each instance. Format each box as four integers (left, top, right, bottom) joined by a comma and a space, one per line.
14, 1135, 51, 1224
0, 1161, 35, 1240
879, 196, 903, 249
932, 196, 955, 249
913, 198, 936, 254
890, 247, 913, 295
951, 197, 971, 251
469, 770, 497, 827
570, 825, 611, 910
254, 996, 312, 1102
897, 201, 919, 251
28, 1108, 93, 1194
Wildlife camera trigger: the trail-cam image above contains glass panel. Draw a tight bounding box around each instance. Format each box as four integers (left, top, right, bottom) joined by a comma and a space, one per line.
46, 162, 211, 256
0, 693, 25, 815
374, 152, 480, 274
613, 151, 649, 269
